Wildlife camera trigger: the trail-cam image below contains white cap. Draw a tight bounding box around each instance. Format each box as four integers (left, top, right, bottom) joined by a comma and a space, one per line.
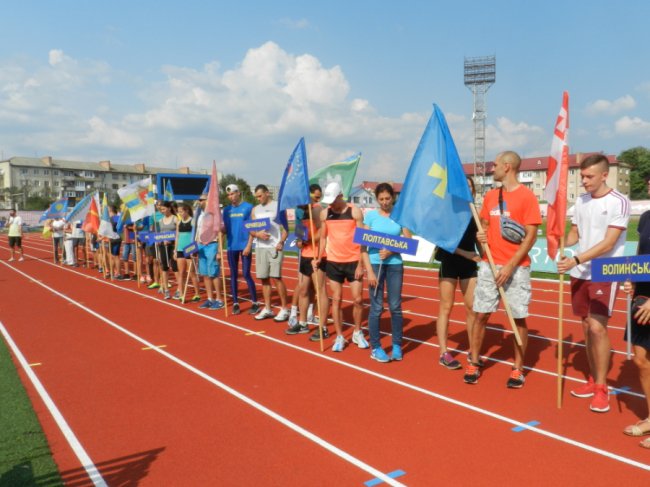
226, 184, 239, 193
321, 181, 342, 205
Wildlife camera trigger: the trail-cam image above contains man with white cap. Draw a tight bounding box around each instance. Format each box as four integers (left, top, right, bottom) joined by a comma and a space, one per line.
223, 183, 258, 315
314, 181, 369, 352
245, 184, 289, 321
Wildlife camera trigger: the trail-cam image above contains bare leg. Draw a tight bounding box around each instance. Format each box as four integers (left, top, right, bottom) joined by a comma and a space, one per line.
436, 278, 457, 354
585, 314, 611, 385
460, 277, 477, 350
471, 312, 490, 364
513, 318, 529, 370
349, 280, 364, 332
329, 280, 344, 336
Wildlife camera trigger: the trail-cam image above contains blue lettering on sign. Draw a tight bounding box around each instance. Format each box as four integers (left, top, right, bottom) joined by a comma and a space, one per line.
353, 228, 419, 256
244, 217, 271, 232
592, 255, 650, 282
183, 242, 198, 257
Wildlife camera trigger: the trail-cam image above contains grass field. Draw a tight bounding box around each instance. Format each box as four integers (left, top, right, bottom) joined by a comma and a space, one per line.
0, 336, 62, 486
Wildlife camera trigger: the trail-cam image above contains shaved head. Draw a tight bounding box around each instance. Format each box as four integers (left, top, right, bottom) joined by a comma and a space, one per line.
497, 151, 522, 172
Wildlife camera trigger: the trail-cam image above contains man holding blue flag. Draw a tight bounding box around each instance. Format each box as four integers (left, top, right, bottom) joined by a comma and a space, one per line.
468, 151, 541, 388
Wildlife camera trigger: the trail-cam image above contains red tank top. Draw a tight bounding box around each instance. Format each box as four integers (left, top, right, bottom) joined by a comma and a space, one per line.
324, 204, 360, 263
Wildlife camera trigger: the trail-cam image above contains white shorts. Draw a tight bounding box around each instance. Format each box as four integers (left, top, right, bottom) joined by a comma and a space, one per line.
473, 261, 531, 319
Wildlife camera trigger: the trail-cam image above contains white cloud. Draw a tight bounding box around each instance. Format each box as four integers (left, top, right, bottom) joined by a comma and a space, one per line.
614, 115, 650, 137
586, 95, 636, 116
277, 18, 311, 30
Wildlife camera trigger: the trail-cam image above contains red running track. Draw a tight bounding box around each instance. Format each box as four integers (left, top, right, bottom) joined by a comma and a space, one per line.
0, 234, 649, 485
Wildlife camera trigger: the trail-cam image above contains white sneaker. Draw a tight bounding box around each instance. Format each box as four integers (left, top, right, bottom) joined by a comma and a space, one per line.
274, 308, 290, 322
332, 335, 347, 352
352, 330, 369, 349
288, 314, 298, 327
18, 257, 24, 262
307, 315, 319, 325
255, 308, 275, 320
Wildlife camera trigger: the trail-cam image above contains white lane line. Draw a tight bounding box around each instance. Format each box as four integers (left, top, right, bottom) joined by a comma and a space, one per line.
0, 318, 107, 486
9, 258, 650, 473
2, 263, 405, 487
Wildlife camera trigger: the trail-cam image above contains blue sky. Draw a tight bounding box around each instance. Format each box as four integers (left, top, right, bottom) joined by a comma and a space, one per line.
1, 0, 649, 186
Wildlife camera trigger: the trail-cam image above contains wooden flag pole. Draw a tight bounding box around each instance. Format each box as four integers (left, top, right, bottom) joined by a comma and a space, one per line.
469, 203, 523, 347
557, 235, 566, 408
308, 204, 325, 353
182, 257, 193, 304
218, 233, 229, 317
134, 226, 141, 288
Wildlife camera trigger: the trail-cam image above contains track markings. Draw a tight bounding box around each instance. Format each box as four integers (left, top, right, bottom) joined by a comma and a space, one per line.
141, 345, 167, 351
512, 420, 541, 432
245, 331, 266, 336
365, 469, 406, 486
611, 386, 632, 396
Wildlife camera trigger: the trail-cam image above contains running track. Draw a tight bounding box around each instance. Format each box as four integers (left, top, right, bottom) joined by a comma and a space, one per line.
1, 234, 649, 485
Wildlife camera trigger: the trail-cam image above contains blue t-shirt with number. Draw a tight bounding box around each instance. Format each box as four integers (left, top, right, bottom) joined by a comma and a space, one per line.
363, 210, 403, 265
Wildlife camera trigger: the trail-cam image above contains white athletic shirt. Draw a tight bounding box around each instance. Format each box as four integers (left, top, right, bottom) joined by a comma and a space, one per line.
253, 200, 281, 249
51, 219, 65, 238
570, 189, 630, 280
8, 216, 22, 237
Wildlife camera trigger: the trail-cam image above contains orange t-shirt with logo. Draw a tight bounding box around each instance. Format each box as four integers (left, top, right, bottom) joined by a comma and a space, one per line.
479, 185, 541, 267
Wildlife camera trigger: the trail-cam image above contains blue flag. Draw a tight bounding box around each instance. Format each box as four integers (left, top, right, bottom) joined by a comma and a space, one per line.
276, 137, 310, 230
39, 198, 69, 222
391, 104, 473, 253
164, 180, 175, 202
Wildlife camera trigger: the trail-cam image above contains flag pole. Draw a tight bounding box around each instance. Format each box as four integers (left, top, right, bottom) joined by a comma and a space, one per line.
557, 235, 566, 408
469, 203, 523, 346
134, 226, 141, 287
308, 204, 325, 352
182, 257, 192, 304
219, 232, 229, 316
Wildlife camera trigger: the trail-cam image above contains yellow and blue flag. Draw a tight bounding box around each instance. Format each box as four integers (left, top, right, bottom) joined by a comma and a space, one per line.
117, 177, 155, 222
164, 180, 175, 202
391, 104, 473, 253
276, 137, 310, 230
39, 198, 69, 222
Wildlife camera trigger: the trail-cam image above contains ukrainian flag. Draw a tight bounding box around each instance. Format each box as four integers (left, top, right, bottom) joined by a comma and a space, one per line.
391, 104, 473, 253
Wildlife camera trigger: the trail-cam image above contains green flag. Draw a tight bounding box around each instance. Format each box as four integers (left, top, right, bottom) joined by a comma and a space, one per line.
309, 153, 361, 200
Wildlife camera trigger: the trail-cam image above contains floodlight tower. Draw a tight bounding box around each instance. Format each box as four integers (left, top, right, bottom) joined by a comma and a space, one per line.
464, 55, 496, 196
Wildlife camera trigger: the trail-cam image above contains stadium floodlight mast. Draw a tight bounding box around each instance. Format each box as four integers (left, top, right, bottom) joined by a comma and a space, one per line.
464, 55, 496, 197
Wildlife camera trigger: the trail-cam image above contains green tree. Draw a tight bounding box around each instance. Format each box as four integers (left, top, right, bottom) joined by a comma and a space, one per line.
219, 174, 255, 206
619, 146, 650, 199
24, 195, 51, 211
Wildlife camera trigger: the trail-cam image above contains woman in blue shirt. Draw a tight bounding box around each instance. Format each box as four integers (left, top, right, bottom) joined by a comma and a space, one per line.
362, 183, 412, 362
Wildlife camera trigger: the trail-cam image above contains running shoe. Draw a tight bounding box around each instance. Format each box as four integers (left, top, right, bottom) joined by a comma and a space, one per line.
274, 308, 290, 322
163, 290, 171, 300
506, 369, 525, 389
248, 303, 260, 315
463, 364, 481, 384
288, 314, 298, 328
439, 352, 461, 370
199, 300, 213, 309
148, 282, 160, 289
172, 291, 181, 300
285, 322, 310, 335
140, 276, 147, 283
332, 335, 347, 352
18, 257, 24, 262
392, 345, 403, 362
571, 376, 595, 398
352, 330, 369, 349
255, 308, 275, 320
307, 315, 319, 325
211, 300, 225, 310
232, 303, 241, 315
371, 347, 390, 363
309, 327, 329, 342
191, 295, 201, 302
590, 384, 610, 413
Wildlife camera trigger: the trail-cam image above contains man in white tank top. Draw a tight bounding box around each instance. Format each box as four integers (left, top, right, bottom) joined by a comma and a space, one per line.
245, 184, 289, 321
558, 154, 630, 413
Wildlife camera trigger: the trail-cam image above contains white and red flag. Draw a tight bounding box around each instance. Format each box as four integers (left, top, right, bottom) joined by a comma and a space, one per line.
544, 91, 570, 260
198, 161, 223, 244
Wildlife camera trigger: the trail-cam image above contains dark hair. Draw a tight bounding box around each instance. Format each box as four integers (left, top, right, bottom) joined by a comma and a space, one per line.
254, 184, 269, 193
110, 205, 118, 213
179, 203, 193, 217
159, 201, 177, 214
466, 176, 476, 197
309, 183, 322, 193
580, 154, 609, 171
374, 182, 394, 199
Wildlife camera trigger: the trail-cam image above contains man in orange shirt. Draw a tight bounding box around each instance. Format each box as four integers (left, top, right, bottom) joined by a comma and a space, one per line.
465, 151, 541, 388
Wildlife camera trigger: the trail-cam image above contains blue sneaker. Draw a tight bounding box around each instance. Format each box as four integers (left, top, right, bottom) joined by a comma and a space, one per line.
391, 345, 403, 361
199, 300, 213, 309
332, 335, 347, 352
211, 300, 225, 310
371, 347, 390, 363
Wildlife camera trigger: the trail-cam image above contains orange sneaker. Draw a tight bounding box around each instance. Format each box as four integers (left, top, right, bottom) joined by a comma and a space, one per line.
589, 384, 610, 413
571, 376, 595, 398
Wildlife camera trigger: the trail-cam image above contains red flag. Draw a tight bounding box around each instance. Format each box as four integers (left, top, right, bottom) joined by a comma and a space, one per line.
83, 195, 100, 234
199, 161, 222, 244
544, 91, 570, 260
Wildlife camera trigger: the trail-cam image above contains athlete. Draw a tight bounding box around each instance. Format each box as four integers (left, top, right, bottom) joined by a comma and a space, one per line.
7, 209, 24, 262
